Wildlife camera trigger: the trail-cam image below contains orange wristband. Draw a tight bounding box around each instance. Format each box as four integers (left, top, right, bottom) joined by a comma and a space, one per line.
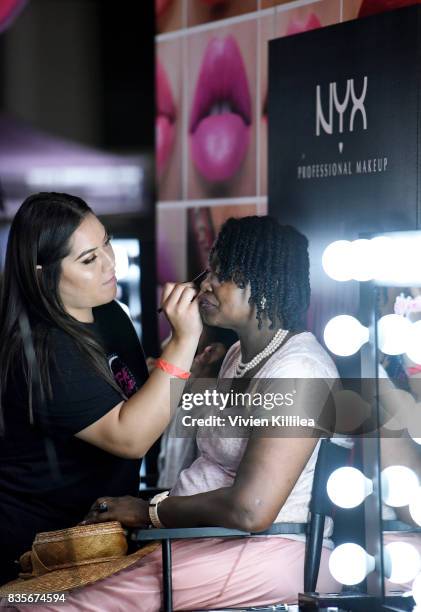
155, 358, 191, 380
407, 365, 421, 377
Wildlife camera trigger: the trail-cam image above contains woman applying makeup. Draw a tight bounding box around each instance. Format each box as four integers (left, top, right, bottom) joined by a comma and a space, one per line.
0, 192, 202, 584
20, 216, 340, 610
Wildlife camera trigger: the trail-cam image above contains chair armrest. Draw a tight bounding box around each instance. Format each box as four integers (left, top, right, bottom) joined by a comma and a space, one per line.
258, 522, 307, 536
131, 522, 307, 542
131, 526, 250, 541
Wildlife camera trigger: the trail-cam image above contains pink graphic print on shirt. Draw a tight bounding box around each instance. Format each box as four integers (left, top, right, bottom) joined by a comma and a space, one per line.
108, 354, 138, 398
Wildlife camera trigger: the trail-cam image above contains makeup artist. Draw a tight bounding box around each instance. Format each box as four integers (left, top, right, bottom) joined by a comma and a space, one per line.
0, 192, 202, 584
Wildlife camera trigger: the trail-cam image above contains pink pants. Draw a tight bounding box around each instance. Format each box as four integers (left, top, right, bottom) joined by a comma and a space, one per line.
18, 536, 339, 612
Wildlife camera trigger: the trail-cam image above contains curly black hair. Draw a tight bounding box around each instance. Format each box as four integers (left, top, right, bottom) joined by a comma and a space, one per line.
209, 216, 310, 330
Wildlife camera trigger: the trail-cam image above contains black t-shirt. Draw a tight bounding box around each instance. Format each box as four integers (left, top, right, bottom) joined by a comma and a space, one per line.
0, 301, 148, 582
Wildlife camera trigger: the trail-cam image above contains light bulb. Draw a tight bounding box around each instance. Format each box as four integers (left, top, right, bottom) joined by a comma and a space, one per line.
322, 241, 353, 282
377, 315, 412, 355
381, 465, 419, 507
329, 543, 375, 585
323, 315, 369, 357
327, 467, 373, 509
350, 239, 375, 281
409, 487, 421, 527
412, 573, 421, 604
384, 542, 421, 584
406, 321, 421, 365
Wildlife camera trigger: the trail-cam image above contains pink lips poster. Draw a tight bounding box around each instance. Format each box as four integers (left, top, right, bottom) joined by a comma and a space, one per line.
189, 34, 253, 186
155, 0, 348, 204
187, 20, 257, 199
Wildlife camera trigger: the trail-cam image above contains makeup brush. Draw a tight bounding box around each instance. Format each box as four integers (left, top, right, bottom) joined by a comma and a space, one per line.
157, 269, 208, 313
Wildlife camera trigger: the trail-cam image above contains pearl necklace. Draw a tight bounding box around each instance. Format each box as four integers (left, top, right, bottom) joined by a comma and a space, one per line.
234, 328, 289, 378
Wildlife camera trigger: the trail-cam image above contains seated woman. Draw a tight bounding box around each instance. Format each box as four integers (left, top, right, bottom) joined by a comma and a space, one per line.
13, 216, 340, 610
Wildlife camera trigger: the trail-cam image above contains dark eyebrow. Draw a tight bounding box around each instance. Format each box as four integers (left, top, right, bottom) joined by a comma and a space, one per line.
74, 230, 108, 262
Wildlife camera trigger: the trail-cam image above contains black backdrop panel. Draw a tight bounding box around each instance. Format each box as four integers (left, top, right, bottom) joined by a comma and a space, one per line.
268, 6, 420, 347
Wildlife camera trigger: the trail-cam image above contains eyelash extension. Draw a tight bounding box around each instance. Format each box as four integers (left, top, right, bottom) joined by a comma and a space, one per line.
82, 235, 114, 264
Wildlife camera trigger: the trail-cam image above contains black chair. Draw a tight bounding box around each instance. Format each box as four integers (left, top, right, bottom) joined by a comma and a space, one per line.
131, 439, 353, 612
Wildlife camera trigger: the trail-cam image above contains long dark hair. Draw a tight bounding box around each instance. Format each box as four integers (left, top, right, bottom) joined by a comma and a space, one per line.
0, 192, 123, 428
210, 216, 310, 330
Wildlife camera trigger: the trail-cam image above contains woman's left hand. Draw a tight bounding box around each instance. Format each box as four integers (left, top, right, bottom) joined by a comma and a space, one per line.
81, 496, 150, 528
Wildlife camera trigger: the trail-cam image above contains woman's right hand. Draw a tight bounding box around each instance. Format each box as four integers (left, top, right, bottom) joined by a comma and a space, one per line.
81, 496, 150, 528
160, 282, 203, 343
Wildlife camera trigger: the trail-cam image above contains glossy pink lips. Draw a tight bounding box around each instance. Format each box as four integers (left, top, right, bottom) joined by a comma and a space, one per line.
189, 36, 252, 183
156, 58, 176, 179
286, 13, 322, 36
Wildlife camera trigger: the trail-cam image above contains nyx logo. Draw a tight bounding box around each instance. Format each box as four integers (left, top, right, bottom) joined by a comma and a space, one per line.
316, 77, 368, 136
